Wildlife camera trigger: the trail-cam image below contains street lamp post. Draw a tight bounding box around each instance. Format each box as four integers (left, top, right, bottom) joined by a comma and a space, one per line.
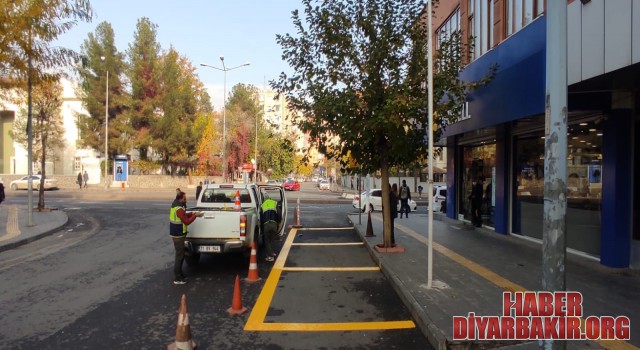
101, 56, 109, 190
200, 57, 250, 182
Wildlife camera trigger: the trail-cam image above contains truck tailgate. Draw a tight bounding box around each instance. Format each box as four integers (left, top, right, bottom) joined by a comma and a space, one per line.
186, 209, 243, 239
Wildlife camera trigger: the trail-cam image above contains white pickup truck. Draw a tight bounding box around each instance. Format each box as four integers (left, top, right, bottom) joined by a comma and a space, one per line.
183, 183, 287, 266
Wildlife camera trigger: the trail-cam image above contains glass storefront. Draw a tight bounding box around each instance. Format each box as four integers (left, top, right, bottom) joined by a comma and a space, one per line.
512, 119, 603, 256
460, 143, 496, 227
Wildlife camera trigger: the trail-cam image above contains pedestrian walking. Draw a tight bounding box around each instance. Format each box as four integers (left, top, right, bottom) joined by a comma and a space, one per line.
390, 183, 398, 246
469, 178, 484, 227
261, 193, 281, 262
0, 182, 5, 205
196, 181, 203, 201
398, 180, 411, 218
83, 170, 89, 188
418, 185, 423, 199
169, 191, 203, 284
76, 172, 83, 190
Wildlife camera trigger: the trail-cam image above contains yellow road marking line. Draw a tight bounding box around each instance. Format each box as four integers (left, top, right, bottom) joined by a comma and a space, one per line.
244, 227, 415, 332
282, 267, 380, 272
295, 227, 354, 231
372, 216, 638, 350
250, 320, 416, 332
292, 242, 363, 246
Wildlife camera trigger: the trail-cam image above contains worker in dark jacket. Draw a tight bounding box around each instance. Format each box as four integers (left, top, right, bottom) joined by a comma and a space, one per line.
261, 194, 280, 262
169, 191, 203, 285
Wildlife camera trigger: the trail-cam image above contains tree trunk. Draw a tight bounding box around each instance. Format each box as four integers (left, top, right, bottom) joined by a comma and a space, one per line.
380, 162, 392, 247
38, 133, 46, 210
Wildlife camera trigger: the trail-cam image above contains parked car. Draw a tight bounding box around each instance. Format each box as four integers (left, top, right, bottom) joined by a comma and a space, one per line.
266, 179, 280, 186
432, 185, 447, 212
311, 175, 319, 182
318, 180, 330, 190
352, 188, 417, 213
283, 179, 301, 191
10, 175, 59, 190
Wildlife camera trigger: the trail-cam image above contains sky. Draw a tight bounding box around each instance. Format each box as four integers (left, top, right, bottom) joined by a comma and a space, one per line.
55, 0, 305, 110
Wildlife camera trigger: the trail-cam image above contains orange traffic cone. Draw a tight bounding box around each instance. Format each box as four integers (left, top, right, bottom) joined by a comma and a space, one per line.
245, 241, 261, 283
365, 211, 375, 237
227, 275, 248, 315
234, 190, 241, 211
167, 294, 197, 350
290, 198, 302, 228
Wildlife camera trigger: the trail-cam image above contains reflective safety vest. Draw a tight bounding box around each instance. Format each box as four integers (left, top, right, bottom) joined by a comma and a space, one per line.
261, 199, 278, 224
169, 205, 187, 237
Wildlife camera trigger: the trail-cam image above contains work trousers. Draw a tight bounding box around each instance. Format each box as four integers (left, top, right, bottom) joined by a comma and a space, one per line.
263, 221, 278, 257
172, 236, 186, 279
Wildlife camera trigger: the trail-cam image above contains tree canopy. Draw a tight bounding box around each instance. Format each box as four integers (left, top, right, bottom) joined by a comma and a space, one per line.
0, 0, 93, 87
272, 0, 496, 246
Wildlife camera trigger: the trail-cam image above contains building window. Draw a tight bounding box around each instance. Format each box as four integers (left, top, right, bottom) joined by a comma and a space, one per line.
436, 8, 460, 50
468, 0, 493, 60
512, 117, 602, 257
506, 0, 545, 36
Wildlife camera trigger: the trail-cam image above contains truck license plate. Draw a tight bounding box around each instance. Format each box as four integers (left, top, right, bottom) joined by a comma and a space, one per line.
199, 245, 221, 253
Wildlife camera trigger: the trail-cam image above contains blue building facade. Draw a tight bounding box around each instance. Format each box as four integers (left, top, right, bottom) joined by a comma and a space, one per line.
440, 2, 639, 268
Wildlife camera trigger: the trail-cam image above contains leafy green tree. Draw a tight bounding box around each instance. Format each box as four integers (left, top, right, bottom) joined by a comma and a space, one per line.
10, 78, 65, 209
126, 17, 161, 160
224, 84, 261, 180
76, 21, 129, 158
0, 0, 93, 88
272, 0, 495, 247
153, 47, 211, 174
193, 112, 221, 176
260, 130, 296, 179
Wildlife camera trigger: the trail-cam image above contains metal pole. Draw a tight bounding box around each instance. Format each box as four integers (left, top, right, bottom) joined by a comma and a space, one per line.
541, 1, 567, 350
27, 59, 33, 225
104, 69, 109, 190
222, 65, 227, 182
257, 76, 264, 183
427, 0, 434, 289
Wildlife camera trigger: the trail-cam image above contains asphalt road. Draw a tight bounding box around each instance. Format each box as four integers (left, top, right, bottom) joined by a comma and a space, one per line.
0, 185, 431, 349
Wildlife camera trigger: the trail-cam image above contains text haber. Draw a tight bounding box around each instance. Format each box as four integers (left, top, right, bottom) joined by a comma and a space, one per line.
502, 291, 583, 317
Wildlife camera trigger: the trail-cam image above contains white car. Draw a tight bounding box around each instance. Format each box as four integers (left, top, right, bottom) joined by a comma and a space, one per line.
432, 185, 447, 212
352, 188, 417, 213
10, 175, 59, 190
318, 180, 330, 190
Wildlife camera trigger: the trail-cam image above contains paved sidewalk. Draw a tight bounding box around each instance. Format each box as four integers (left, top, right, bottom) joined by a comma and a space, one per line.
0, 205, 69, 253
348, 212, 639, 350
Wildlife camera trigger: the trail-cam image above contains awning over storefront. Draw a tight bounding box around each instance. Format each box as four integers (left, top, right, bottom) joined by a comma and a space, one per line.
422, 166, 447, 174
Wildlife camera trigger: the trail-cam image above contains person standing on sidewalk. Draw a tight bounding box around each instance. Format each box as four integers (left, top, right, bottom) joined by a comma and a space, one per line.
169, 191, 203, 284
261, 194, 280, 262
195, 181, 203, 201
390, 183, 398, 245
76, 172, 83, 190
0, 181, 5, 205
399, 180, 411, 218
83, 170, 89, 189
469, 179, 484, 227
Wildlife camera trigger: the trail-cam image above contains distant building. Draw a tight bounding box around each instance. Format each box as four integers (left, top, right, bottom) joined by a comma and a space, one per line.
0, 79, 103, 183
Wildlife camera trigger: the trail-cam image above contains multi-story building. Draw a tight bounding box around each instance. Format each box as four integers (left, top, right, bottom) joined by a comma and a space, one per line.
435, 0, 639, 268
258, 87, 310, 157
0, 79, 102, 183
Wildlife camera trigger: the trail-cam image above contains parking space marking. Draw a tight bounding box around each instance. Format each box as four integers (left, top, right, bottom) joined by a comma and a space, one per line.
292, 242, 363, 246
282, 267, 380, 272
244, 227, 416, 332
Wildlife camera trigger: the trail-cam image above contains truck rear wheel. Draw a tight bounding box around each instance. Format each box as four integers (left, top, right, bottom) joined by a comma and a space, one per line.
185, 253, 200, 266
